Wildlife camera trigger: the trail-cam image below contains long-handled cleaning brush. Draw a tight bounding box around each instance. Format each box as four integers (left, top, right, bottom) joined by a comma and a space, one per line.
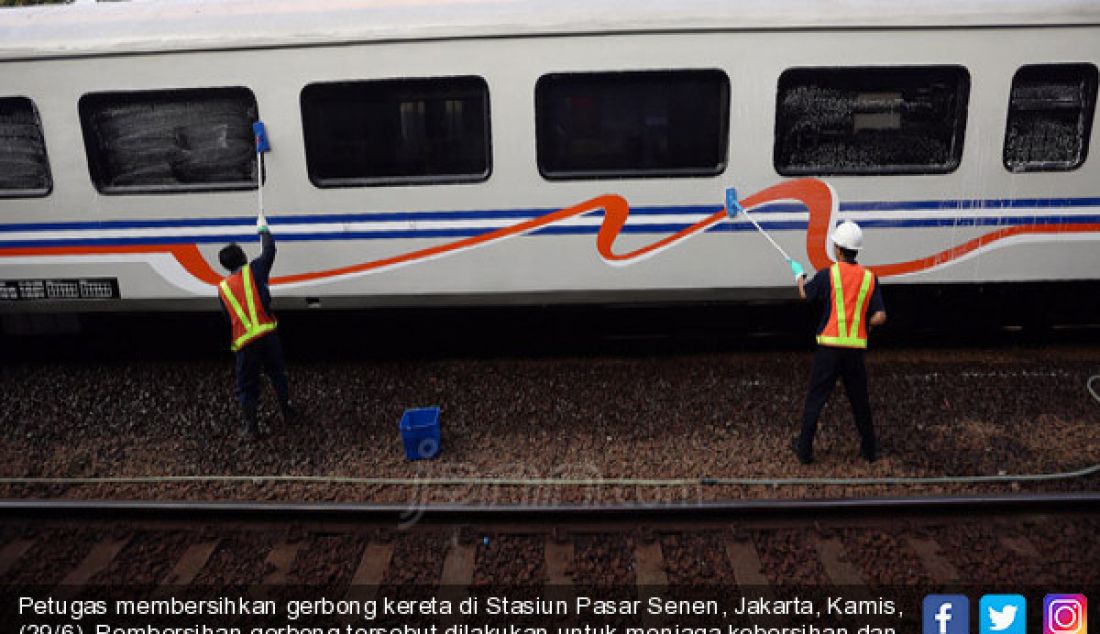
252, 121, 271, 229
725, 187, 805, 279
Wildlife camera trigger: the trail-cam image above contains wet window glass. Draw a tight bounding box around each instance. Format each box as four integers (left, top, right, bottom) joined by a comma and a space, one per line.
79, 87, 258, 194
536, 70, 729, 179
301, 77, 490, 187
1004, 64, 1097, 172
0, 97, 51, 198
775, 66, 970, 175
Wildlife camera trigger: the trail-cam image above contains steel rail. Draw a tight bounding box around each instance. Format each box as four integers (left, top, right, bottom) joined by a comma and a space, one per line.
0, 492, 1096, 524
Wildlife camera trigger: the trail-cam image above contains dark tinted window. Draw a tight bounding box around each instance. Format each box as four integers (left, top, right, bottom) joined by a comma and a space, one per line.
1004, 64, 1097, 172
0, 97, 51, 197
775, 66, 970, 175
301, 76, 490, 187
79, 87, 258, 194
536, 70, 729, 179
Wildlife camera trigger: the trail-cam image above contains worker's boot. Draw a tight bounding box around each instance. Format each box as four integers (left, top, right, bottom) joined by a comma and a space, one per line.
280, 399, 300, 423
861, 439, 880, 463
790, 437, 812, 465
239, 404, 260, 440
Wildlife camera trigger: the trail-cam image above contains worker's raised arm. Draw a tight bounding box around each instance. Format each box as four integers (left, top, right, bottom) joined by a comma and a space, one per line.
252, 218, 277, 280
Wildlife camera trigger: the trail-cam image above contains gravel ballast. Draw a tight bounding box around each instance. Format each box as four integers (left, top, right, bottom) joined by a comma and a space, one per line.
0, 344, 1097, 504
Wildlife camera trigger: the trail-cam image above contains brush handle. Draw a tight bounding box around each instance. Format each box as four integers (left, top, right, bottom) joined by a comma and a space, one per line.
726, 187, 791, 261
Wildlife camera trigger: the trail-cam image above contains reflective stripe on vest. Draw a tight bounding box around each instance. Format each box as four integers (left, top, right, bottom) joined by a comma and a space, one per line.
816, 264, 874, 349
219, 264, 276, 352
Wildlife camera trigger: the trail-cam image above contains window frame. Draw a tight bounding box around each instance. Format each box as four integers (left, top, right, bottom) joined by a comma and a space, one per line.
1002, 62, 1098, 173
535, 68, 731, 181
300, 75, 492, 189
773, 65, 971, 177
78, 86, 260, 196
0, 96, 53, 199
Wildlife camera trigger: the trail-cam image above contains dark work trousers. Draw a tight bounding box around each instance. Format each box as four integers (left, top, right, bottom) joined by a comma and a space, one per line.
235, 332, 289, 410
796, 346, 876, 459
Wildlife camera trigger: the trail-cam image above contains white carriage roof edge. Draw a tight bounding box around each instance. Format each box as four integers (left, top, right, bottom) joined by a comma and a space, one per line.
1, 0, 1099, 61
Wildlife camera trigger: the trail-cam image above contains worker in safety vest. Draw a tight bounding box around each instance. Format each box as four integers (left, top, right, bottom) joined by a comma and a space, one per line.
789, 220, 886, 464
217, 212, 296, 439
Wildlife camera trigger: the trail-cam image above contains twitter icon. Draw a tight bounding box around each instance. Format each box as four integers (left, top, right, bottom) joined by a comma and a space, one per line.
981, 595, 1026, 634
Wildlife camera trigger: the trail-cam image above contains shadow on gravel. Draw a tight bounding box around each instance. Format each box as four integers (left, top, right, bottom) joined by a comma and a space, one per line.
893, 424, 1037, 475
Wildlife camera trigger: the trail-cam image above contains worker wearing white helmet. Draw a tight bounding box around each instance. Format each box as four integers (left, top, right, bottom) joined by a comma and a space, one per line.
789, 220, 887, 465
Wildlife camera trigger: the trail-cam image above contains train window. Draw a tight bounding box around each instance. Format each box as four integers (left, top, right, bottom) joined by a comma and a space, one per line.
0, 97, 51, 198
78, 87, 258, 194
1004, 63, 1098, 172
301, 76, 490, 187
535, 70, 729, 179
774, 66, 970, 175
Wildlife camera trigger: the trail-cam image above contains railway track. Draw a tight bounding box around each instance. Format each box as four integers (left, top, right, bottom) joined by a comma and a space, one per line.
1, 494, 1096, 590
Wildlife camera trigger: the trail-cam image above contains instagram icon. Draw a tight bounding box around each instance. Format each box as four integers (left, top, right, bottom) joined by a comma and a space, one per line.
1045, 595, 1087, 634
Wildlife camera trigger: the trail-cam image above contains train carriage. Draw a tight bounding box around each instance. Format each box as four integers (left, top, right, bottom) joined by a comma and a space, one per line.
0, 0, 1097, 313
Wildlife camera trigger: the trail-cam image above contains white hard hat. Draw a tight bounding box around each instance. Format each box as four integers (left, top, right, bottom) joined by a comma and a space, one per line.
831, 220, 863, 251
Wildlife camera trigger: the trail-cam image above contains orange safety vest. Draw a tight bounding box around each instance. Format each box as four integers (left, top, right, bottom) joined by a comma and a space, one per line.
816, 262, 876, 349
218, 264, 277, 352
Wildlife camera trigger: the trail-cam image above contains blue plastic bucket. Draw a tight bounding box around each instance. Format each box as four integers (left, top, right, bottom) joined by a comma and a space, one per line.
399, 407, 440, 460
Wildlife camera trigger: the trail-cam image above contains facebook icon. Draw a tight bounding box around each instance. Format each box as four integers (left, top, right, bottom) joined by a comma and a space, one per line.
924, 595, 970, 634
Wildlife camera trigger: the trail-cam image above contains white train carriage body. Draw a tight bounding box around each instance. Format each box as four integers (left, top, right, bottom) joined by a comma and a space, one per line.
0, 0, 1097, 310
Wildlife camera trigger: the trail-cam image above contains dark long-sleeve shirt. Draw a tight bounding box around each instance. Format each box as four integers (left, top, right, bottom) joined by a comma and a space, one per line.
249, 230, 277, 314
